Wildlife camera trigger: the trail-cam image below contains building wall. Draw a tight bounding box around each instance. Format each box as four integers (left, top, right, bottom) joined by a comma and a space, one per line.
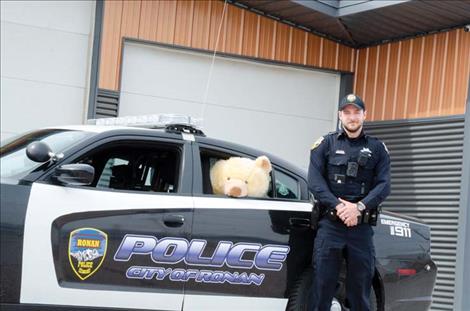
0, 1, 95, 140
98, 0, 355, 91
354, 29, 470, 121
98, 1, 470, 122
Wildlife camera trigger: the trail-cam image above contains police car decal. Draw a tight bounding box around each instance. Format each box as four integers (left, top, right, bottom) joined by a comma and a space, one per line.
380, 218, 412, 238
114, 234, 289, 286
69, 228, 108, 280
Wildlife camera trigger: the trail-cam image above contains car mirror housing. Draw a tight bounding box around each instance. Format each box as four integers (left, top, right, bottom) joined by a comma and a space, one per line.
26, 141, 53, 163
53, 164, 95, 186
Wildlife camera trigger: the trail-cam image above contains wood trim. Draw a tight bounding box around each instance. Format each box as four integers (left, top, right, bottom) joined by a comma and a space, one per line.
99, 1, 123, 90
355, 29, 469, 120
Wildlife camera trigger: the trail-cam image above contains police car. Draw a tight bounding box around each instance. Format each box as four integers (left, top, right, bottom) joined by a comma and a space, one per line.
0, 115, 436, 311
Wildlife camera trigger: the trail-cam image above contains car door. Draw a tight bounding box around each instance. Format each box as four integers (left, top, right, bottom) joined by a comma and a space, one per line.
185, 143, 314, 311
20, 135, 193, 311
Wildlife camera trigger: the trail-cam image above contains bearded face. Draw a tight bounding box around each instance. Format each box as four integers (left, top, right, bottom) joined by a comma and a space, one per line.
339, 105, 366, 134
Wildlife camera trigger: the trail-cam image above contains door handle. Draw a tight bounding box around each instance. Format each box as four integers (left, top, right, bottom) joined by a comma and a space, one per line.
163, 214, 185, 227
289, 217, 310, 229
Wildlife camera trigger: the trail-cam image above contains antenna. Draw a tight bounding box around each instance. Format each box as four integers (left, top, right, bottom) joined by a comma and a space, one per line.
201, 0, 229, 120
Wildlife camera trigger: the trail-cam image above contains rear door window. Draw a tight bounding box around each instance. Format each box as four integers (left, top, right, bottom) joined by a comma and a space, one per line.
199, 148, 273, 198
274, 169, 300, 200
199, 146, 303, 201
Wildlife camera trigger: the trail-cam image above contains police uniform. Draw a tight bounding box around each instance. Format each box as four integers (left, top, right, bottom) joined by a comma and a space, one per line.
307, 95, 391, 311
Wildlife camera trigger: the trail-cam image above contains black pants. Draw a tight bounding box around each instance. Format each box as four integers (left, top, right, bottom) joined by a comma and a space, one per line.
309, 218, 375, 311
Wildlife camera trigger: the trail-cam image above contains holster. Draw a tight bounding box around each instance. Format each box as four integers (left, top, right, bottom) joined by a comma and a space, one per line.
360, 208, 380, 226
361, 209, 371, 225
310, 194, 321, 231
368, 204, 382, 226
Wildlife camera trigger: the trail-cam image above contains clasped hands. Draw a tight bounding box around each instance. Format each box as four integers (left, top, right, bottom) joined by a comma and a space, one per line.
336, 198, 361, 227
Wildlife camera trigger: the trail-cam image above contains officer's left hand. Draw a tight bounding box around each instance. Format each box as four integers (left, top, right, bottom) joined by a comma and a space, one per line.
337, 198, 361, 227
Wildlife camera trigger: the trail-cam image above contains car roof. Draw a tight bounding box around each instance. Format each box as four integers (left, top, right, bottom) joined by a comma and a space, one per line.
48, 125, 184, 140
47, 125, 160, 134
49, 125, 307, 179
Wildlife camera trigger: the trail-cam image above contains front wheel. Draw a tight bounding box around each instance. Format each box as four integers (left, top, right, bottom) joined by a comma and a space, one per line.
286, 268, 378, 311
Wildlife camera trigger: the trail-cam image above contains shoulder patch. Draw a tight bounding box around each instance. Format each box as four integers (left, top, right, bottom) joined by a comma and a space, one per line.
311, 136, 325, 150
382, 142, 389, 154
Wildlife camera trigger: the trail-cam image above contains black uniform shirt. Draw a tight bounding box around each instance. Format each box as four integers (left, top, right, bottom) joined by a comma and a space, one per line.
308, 130, 391, 210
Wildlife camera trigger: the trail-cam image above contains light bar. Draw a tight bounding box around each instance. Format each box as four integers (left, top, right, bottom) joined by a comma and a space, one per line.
87, 114, 203, 129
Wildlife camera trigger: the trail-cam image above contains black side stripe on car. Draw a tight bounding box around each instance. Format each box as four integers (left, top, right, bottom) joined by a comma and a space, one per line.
0, 183, 32, 303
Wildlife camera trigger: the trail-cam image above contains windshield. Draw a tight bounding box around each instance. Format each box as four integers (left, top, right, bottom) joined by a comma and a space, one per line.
0, 129, 94, 181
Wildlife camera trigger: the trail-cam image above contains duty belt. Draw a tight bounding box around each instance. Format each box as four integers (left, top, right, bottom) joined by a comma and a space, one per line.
323, 208, 379, 226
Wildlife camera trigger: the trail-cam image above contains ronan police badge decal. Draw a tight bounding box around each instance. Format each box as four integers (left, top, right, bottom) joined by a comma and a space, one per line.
68, 228, 108, 280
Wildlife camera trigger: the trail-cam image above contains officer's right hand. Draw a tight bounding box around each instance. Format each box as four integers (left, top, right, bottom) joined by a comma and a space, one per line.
336, 202, 350, 225
336, 199, 361, 227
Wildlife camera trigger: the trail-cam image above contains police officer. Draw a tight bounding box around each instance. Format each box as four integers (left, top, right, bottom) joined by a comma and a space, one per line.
308, 94, 391, 311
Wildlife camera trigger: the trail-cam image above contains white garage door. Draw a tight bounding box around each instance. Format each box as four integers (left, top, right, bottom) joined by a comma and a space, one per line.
120, 41, 340, 170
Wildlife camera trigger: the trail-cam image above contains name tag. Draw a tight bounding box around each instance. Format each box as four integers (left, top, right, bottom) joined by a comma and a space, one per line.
335, 150, 345, 155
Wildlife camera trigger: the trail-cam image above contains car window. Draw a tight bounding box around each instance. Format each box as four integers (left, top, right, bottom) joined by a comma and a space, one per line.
199, 148, 274, 198
96, 157, 129, 188
75, 142, 180, 193
274, 169, 300, 200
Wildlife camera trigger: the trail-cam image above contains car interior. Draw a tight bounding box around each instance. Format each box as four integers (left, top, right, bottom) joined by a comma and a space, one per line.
75, 142, 180, 193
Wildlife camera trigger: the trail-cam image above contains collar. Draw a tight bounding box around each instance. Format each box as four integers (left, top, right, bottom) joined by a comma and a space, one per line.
337, 128, 367, 141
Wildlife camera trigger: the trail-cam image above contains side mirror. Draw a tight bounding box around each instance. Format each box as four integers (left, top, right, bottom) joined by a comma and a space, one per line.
26, 141, 52, 163
53, 164, 95, 186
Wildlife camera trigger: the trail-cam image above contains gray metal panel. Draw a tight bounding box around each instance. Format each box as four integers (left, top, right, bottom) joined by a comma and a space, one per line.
454, 72, 470, 311
87, 1, 103, 120
96, 88, 119, 118
364, 116, 465, 311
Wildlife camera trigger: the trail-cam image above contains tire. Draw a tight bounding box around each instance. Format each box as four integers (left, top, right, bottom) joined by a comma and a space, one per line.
286, 267, 313, 311
286, 267, 379, 311
370, 286, 378, 311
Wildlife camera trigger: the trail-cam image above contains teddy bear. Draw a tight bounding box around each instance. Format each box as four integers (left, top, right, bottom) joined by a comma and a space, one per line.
210, 155, 272, 198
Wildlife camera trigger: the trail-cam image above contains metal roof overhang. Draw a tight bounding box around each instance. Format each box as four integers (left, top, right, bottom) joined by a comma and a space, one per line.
229, 0, 470, 48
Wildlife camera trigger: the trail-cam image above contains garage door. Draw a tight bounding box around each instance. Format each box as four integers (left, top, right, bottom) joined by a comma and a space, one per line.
119, 41, 340, 170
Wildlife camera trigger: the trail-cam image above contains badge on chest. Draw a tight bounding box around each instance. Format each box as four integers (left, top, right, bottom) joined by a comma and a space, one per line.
334, 174, 346, 184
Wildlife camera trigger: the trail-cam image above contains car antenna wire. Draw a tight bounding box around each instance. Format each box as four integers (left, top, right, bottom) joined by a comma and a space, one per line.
201, 0, 228, 120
